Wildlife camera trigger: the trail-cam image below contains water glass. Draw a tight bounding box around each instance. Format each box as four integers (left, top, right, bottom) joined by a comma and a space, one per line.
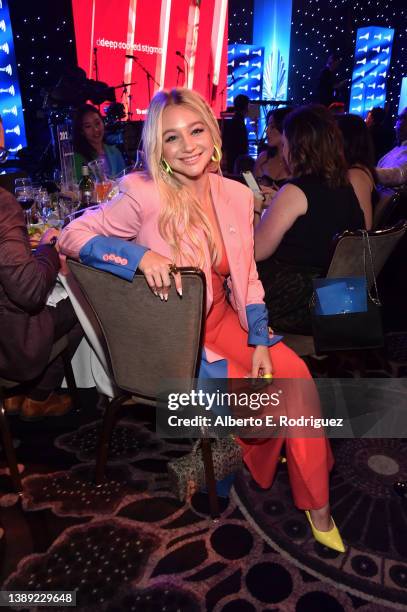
134, 150, 145, 171
53, 168, 62, 188
37, 189, 52, 221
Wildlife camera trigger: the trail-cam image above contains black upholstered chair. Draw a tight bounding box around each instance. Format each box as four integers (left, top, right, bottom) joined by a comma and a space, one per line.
67, 261, 221, 517
279, 222, 407, 357
373, 188, 407, 230
0, 335, 79, 494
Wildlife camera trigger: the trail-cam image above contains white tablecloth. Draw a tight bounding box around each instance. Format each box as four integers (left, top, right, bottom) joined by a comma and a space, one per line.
47, 276, 115, 397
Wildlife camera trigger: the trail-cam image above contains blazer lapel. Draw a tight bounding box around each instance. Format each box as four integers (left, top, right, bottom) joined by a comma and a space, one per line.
209, 173, 242, 267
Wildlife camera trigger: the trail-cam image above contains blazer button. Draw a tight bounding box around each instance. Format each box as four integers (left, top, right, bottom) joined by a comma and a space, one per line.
229, 226, 236, 233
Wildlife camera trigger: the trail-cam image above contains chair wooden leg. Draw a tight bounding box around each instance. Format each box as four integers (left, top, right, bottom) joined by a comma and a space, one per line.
0, 404, 22, 493
201, 438, 220, 519
62, 350, 80, 412
95, 394, 128, 485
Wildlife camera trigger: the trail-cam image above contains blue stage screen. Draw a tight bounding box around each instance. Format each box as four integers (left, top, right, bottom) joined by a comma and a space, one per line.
399, 77, 407, 114
349, 26, 395, 119
227, 44, 265, 106
252, 0, 292, 103
0, 0, 27, 155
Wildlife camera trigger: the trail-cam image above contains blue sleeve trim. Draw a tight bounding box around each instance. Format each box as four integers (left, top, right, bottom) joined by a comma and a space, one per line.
79, 236, 149, 281
246, 303, 273, 346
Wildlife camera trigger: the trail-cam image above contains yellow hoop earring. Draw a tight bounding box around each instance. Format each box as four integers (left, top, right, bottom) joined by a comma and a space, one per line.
211, 144, 222, 164
161, 157, 173, 175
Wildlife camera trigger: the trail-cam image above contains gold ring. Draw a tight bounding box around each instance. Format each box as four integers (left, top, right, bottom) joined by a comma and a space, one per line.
168, 263, 178, 274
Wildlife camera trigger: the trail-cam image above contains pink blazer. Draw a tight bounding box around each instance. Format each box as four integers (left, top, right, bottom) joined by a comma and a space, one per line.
60, 172, 266, 362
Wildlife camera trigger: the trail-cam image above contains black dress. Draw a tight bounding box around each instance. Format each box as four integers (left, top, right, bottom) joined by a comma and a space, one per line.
257, 175, 365, 334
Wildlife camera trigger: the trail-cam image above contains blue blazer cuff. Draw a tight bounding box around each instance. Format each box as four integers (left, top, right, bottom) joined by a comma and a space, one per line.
246, 303, 273, 346
79, 236, 149, 281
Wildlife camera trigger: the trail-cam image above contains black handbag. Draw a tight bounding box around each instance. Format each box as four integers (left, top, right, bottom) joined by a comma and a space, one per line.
310, 231, 384, 354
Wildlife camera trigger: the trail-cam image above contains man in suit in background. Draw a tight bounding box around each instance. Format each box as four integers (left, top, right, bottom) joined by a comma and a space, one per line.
222, 94, 250, 173
317, 52, 347, 107
0, 188, 81, 419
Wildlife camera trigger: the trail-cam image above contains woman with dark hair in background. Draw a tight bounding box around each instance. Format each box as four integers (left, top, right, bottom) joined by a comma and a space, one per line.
366, 107, 395, 163
254, 104, 365, 334
337, 113, 377, 230
72, 104, 126, 182
254, 107, 293, 189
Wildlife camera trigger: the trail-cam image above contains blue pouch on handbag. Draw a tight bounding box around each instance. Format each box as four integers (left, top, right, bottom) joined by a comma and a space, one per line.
313, 277, 367, 315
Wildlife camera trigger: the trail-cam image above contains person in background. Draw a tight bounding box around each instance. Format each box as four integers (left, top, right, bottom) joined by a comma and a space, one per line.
366, 107, 395, 164
60, 88, 344, 553
222, 94, 249, 174
337, 113, 377, 229
376, 107, 407, 187
0, 188, 82, 419
316, 52, 347, 107
72, 104, 126, 182
254, 105, 365, 334
328, 101, 346, 115
254, 107, 293, 189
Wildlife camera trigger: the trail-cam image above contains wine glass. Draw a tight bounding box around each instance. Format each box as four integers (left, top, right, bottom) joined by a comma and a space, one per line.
15, 185, 34, 224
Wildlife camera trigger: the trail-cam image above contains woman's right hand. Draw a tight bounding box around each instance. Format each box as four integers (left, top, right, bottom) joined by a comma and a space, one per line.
138, 250, 182, 300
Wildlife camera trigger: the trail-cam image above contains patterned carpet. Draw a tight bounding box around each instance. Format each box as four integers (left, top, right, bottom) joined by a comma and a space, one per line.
1, 336, 406, 611
234, 437, 407, 611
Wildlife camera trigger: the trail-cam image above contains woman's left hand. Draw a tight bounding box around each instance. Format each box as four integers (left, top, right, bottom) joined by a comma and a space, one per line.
253, 185, 278, 216
251, 345, 273, 378
260, 185, 278, 208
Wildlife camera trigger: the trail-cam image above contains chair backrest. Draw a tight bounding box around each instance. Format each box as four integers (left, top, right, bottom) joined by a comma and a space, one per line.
326, 222, 407, 289
67, 261, 206, 400
373, 188, 404, 230
58, 272, 116, 397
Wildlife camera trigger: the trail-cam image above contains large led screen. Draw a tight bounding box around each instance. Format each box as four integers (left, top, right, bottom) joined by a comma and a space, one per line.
72, 0, 228, 118
0, 0, 27, 154
349, 26, 395, 118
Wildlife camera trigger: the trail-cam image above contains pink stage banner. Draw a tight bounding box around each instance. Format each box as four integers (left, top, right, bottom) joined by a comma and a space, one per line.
72, 0, 228, 117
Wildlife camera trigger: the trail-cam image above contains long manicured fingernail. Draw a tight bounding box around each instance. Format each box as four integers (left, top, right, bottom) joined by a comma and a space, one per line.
177, 288, 183, 297
164, 295, 168, 302
153, 290, 158, 296
159, 292, 164, 301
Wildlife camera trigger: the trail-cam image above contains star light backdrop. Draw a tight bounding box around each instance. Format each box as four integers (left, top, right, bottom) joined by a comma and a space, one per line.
8, 0, 76, 146
288, 0, 406, 120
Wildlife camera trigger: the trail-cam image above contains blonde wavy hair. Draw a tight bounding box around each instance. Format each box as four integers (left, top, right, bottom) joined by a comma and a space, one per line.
142, 88, 222, 268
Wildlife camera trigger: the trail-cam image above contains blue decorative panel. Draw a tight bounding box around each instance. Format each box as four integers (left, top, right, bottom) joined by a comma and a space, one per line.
399, 77, 407, 114
253, 0, 292, 102
349, 26, 395, 118
227, 44, 264, 106
0, 0, 27, 155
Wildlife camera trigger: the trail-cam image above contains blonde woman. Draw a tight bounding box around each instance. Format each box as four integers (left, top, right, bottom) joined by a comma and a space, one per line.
59, 88, 344, 552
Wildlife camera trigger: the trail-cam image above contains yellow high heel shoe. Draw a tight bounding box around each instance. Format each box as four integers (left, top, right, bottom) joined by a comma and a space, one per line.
305, 511, 345, 553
